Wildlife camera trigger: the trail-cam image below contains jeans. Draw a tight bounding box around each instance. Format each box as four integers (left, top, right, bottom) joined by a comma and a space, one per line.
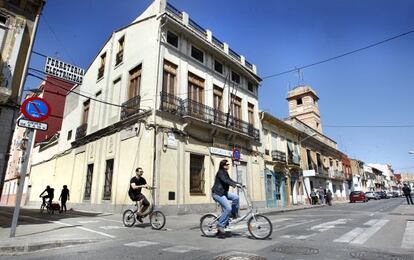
405, 194, 413, 205
212, 192, 239, 228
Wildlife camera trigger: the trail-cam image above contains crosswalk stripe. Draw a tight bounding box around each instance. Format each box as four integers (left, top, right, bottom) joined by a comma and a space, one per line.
162, 246, 200, 253
334, 227, 365, 243
227, 218, 290, 231
351, 219, 389, 244
401, 221, 414, 249
124, 241, 160, 247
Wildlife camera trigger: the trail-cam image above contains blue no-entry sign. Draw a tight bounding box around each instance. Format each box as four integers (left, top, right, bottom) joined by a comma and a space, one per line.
21, 97, 51, 122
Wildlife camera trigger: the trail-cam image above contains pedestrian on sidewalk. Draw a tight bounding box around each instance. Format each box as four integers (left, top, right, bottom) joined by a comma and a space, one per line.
59, 185, 70, 213
402, 183, 413, 205
318, 187, 325, 205
310, 189, 318, 205
326, 189, 333, 206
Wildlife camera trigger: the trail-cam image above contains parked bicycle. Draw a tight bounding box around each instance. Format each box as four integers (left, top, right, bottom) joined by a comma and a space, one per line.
200, 186, 273, 239
122, 186, 166, 230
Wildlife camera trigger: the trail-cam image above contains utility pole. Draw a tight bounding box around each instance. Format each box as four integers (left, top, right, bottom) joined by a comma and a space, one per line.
10, 129, 33, 237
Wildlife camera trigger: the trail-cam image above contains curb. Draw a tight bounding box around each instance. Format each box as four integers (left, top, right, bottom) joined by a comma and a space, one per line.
0, 239, 99, 255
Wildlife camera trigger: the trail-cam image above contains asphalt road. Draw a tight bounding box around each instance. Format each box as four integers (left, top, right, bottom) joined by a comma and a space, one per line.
1, 198, 413, 260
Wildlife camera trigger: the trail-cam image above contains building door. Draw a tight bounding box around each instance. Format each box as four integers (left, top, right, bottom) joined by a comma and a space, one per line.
275, 172, 286, 208
291, 176, 298, 205
234, 161, 248, 209
265, 170, 277, 208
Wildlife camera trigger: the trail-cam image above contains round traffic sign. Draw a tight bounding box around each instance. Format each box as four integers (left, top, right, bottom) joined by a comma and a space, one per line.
232, 148, 241, 161
21, 97, 51, 122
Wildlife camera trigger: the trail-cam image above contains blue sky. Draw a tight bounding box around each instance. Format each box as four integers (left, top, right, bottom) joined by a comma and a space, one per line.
26, 0, 414, 173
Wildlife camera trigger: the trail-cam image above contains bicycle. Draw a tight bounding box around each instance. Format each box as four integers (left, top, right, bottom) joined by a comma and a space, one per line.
40, 200, 60, 215
122, 187, 166, 230
200, 186, 273, 240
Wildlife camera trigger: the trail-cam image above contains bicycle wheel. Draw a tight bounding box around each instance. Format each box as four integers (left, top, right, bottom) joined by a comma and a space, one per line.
200, 214, 219, 237
149, 211, 166, 230
123, 209, 136, 227
47, 206, 53, 215
247, 214, 272, 240
40, 204, 45, 214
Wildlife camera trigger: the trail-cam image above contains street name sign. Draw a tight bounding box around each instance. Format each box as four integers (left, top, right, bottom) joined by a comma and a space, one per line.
18, 118, 48, 131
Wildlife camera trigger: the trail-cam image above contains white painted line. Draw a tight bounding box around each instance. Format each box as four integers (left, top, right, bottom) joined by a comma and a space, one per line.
310, 219, 348, 232
53, 220, 116, 239
226, 218, 290, 231
334, 227, 365, 243
401, 221, 414, 249
99, 225, 126, 230
369, 213, 375, 216
364, 219, 379, 226
96, 217, 123, 223
296, 233, 317, 240
162, 245, 200, 253
351, 219, 389, 244
78, 220, 100, 224
124, 241, 160, 248
274, 219, 321, 231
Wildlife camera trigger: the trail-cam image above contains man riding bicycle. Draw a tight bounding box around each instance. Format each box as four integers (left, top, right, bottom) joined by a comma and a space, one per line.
128, 167, 151, 223
211, 159, 243, 238
39, 185, 54, 206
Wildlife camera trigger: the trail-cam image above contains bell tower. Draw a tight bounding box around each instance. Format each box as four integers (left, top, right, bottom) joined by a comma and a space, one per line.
287, 85, 322, 133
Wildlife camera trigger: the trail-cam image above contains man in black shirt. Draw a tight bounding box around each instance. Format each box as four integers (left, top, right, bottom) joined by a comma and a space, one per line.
128, 167, 151, 222
59, 185, 70, 213
39, 185, 54, 206
402, 183, 413, 205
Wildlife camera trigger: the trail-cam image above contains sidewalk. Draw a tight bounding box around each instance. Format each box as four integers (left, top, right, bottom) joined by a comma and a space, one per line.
0, 201, 342, 255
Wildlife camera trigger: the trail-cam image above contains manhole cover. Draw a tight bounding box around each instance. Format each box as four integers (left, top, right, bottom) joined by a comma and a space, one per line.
214, 252, 267, 260
350, 251, 414, 260
272, 245, 319, 255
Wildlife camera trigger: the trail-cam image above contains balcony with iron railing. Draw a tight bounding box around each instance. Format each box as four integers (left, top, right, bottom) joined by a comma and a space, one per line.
317, 166, 329, 176
160, 91, 260, 140
121, 95, 141, 120
164, 2, 256, 73
166, 2, 183, 20
271, 150, 287, 164
75, 123, 88, 139
287, 152, 300, 166
189, 18, 207, 37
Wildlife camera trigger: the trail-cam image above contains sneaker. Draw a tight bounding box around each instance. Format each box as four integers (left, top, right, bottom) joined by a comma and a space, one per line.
136, 216, 143, 223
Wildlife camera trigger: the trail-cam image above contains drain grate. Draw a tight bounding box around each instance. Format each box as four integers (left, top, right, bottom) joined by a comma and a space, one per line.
214, 252, 267, 260
272, 245, 319, 255
350, 251, 414, 260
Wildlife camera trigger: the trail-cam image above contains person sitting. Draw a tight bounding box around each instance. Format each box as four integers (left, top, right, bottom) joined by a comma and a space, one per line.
39, 185, 54, 206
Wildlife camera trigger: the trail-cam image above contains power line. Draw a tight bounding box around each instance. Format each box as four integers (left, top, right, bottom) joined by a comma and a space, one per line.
262, 28, 414, 80
43, 17, 77, 65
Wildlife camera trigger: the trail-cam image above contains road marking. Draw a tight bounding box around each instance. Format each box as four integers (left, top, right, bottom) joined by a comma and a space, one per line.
334, 227, 365, 243
99, 225, 126, 230
96, 217, 123, 223
351, 219, 389, 244
273, 219, 321, 231
309, 219, 348, 232
124, 241, 160, 248
226, 218, 290, 231
369, 213, 375, 216
78, 220, 100, 224
162, 246, 200, 253
364, 219, 379, 226
53, 220, 116, 239
401, 221, 414, 249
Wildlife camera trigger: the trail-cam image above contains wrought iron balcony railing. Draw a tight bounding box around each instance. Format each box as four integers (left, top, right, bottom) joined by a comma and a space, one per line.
189, 18, 207, 37
76, 123, 88, 139
271, 150, 286, 163
160, 91, 260, 140
166, 2, 183, 20
287, 153, 300, 166
121, 95, 141, 120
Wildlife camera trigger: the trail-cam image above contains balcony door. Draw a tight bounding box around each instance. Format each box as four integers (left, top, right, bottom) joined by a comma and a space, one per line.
188, 72, 204, 118
128, 65, 141, 100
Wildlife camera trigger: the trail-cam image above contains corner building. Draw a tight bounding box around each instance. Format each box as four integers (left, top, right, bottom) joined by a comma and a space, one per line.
28, 0, 264, 213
